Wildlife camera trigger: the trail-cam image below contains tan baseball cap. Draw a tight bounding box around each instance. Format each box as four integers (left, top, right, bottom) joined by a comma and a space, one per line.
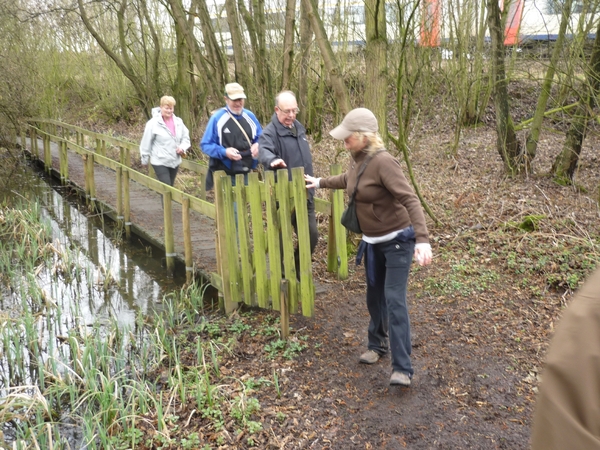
225, 83, 246, 100
329, 108, 378, 140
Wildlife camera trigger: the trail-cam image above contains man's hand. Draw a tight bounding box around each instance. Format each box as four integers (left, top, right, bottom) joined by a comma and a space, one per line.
270, 158, 287, 168
225, 147, 242, 161
251, 142, 259, 158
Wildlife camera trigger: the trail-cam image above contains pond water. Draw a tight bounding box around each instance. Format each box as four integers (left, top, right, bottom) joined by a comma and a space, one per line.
1, 152, 194, 447
1, 155, 187, 329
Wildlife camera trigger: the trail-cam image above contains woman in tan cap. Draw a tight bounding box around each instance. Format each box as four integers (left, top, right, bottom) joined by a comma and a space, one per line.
305, 108, 433, 387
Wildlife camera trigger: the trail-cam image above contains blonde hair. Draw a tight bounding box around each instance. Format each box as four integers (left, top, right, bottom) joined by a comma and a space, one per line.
353, 131, 385, 155
160, 96, 176, 107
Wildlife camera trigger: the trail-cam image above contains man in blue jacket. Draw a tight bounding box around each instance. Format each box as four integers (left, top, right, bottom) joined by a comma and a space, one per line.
259, 91, 319, 273
201, 83, 262, 190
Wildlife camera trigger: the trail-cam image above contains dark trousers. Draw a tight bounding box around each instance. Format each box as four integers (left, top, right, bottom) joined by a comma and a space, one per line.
365, 238, 415, 375
152, 165, 179, 187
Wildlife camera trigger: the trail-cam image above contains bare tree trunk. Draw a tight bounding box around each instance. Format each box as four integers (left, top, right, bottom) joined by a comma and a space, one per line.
138, 0, 161, 101
225, 0, 250, 88
487, 0, 523, 176
194, 0, 228, 91
391, 1, 420, 151
173, 18, 193, 130
364, 0, 388, 142
552, 19, 600, 183
168, 0, 223, 121
301, 0, 351, 115
237, 0, 272, 120
281, 0, 297, 90
297, 4, 312, 128
77, 0, 156, 116
525, 0, 573, 162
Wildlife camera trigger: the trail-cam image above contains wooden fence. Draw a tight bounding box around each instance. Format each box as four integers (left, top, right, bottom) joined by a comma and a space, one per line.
21, 119, 349, 317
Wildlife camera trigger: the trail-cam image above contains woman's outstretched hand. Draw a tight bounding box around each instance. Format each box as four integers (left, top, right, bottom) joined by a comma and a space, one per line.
304, 174, 319, 189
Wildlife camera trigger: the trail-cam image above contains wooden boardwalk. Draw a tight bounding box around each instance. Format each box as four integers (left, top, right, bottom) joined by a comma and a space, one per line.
26, 137, 218, 279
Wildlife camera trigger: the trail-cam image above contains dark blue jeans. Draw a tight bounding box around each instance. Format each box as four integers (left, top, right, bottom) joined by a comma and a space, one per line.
364, 236, 415, 376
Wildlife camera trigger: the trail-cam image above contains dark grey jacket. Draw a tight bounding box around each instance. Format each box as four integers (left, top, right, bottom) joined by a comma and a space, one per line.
258, 114, 314, 200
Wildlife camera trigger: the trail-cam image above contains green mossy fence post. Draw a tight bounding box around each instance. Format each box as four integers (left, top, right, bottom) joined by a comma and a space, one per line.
87, 152, 96, 207
123, 168, 131, 239
116, 166, 123, 228
182, 197, 193, 284
60, 140, 68, 184
44, 133, 52, 174
215, 171, 240, 314
328, 164, 348, 279
276, 170, 299, 313
163, 190, 175, 274
235, 173, 254, 306
291, 167, 314, 316
280, 279, 290, 339
30, 128, 36, 158
265, 171, 282, 309
248, 172, 268, 308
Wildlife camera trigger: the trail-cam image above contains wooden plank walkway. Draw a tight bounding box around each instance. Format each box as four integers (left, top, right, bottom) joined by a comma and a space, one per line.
26, 137, 218, 279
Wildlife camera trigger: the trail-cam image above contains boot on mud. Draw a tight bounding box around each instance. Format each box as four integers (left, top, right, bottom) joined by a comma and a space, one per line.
359, 350, 381, 364
390, 371, 411, 386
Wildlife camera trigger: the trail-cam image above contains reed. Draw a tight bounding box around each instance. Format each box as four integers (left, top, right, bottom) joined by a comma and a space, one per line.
2, 198, 305, 449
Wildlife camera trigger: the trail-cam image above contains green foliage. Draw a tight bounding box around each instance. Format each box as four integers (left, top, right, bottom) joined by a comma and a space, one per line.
502, 214, 547, 232
264, 337, 308, 360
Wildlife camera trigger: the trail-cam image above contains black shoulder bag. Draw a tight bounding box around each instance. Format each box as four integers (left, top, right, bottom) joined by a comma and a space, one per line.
340, 150, 384, 234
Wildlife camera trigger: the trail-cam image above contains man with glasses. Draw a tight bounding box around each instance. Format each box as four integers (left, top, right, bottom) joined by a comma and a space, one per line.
201, 83, 262, 190
259, 91, 319, 276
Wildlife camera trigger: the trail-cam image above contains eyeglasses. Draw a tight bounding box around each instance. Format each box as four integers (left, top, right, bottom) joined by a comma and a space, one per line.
277, 107, 300, 115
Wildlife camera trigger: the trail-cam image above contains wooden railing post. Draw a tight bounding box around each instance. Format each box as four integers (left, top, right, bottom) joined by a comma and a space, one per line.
123, 168, 131, 239
32, 129, 39, 158
44, 133, 52, 173
215, 172, 239, 314
328, 164, 348, 280
264, 171, 282, 309
235, 173, 253, 306
87, 152, 96, 207
248, 172, 268, 308
280, 279, 290, 340
116, 166, 123, 228
182, 197, 193, 283
60, 140, 68, 184
163, 190, 175, 273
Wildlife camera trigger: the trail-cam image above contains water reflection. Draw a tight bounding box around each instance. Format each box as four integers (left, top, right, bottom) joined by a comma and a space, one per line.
2, 160, 186, 329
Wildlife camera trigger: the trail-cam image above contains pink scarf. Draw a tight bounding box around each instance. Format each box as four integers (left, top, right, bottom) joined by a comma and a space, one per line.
163, 115, 176, 137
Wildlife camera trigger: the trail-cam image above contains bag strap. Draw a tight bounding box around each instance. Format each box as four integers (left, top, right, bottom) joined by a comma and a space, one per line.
226, 109, 253, 147
349, 149, 385, 201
